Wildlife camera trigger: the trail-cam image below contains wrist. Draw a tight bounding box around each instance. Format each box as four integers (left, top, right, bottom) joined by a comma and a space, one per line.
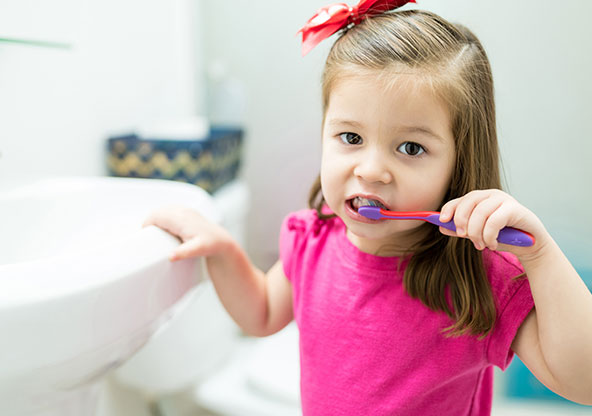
516, 229, 556, 267
208, 229, 239, 262
206, 231, 248, 273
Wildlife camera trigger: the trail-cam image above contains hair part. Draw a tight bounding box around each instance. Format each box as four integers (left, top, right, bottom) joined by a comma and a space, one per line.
310, 9, 511, 338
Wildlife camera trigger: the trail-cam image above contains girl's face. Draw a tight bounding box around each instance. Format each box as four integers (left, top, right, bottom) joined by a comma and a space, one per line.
321, 72, 456, 256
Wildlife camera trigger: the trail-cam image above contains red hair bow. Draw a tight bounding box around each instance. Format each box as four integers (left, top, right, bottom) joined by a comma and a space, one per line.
298, 0, 415, 56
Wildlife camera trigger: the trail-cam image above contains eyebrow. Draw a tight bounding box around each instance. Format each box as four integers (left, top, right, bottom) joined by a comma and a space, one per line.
328, 119, 445, 142
327, 119, 363, 129
398, 126, 445, 142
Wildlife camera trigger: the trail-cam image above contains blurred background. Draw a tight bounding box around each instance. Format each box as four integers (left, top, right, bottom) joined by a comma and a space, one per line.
1, 0, 591, 415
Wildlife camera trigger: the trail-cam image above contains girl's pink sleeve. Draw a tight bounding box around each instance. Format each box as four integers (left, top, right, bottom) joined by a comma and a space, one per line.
485, 250, 535, 370
279, 209, 316, 282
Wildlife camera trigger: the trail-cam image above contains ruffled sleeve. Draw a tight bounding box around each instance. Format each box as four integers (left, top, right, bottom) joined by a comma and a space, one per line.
484, 250, 535, 369
279, 209, 320, 283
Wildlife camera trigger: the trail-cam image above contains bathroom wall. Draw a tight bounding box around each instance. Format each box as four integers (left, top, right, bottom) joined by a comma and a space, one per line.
2, 0, 590, 273
199, 0, 327, 268
0, 0, 205, 189
200, 0, 592, 272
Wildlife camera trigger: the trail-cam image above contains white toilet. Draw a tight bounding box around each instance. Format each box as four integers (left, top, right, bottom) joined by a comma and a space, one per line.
194, 322, 301, 416
190, 180, 301, 415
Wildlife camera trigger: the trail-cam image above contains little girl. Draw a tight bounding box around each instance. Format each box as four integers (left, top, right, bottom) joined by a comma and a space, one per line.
144, 1, 592, 414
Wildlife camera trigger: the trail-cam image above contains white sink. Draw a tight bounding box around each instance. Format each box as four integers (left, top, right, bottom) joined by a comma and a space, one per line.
0, 177, 219, 416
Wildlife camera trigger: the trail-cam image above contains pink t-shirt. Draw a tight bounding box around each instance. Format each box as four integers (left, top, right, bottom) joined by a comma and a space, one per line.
280, 209, 534, 416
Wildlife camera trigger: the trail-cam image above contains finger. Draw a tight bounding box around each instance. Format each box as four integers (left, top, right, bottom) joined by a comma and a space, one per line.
145, 211, 190, 239
482, 201, 516, 250
466, 197, 503, 250
142, 205, 187, 230
142, 211, 158, 228
439, 197, 462, 223
170, 237, 208, 261
142, 209, 171, 229
452, 191, 490, 237
143, 216, 157, 228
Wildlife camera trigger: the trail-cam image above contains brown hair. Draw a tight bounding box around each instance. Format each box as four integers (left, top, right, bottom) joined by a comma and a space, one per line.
309, 10, 506, 338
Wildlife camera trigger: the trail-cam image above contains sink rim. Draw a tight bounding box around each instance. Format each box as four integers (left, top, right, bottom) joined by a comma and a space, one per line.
0, 176, 217, 305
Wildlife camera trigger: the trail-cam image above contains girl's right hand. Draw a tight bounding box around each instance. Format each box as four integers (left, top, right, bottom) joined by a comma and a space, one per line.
143, 206, 234, 261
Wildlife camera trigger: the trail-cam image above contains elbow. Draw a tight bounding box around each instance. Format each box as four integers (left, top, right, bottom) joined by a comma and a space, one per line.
237, 321, 272, 338
240, 317, 292, 338
244, 326, 273, 338
574, 389, 592, 406
237, 316, 278, 338
569, 396, 592, 407
554, 380, 592, 406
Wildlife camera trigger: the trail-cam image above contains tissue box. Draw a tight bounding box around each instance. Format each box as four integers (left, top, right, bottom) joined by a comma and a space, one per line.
107, 127, 243, 193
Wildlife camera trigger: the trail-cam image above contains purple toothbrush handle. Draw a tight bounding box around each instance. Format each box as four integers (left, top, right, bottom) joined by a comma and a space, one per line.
357, 207, 535, 247
428, 214, 535, 247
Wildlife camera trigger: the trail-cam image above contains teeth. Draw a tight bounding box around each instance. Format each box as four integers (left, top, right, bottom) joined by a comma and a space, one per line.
352, 197, 386, 210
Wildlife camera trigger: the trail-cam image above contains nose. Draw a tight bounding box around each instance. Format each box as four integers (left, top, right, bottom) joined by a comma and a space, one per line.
353, 148, 393, 184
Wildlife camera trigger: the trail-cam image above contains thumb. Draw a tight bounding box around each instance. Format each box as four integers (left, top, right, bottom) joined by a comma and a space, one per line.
439, 226, 458, 238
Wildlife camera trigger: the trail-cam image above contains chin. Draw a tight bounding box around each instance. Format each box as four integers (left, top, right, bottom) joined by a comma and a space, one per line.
342, 217, 389, 239
349, 215, 427, 240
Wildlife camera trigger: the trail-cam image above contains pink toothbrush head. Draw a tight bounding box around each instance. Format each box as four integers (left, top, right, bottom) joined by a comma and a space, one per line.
357, 206, 535, 247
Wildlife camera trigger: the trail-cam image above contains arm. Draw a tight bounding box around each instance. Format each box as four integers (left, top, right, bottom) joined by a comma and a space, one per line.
511, 239, 592, 405
144, 206, 293, 337
440, 190, 592, 405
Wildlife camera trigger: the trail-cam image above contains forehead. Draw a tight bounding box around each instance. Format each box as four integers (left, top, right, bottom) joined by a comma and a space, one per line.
324, 70, 454, 141
327, 67, 442, 109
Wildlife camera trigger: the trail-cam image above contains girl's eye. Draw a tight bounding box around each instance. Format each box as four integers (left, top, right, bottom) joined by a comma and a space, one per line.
339, 132, 363, 145
398, 141, 425, 156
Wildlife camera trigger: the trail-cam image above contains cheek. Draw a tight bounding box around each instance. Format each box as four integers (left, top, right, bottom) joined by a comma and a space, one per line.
319, 151, 347, 209
320, 161, 337, 201
320, 142, 342, 181
423, 155, 455, 207
437, 149, 456, 199
319, 152, 334, 199
401, 160, 453, 209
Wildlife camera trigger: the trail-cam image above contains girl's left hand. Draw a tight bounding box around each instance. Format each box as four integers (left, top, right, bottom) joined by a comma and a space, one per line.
439, 189, 550, 259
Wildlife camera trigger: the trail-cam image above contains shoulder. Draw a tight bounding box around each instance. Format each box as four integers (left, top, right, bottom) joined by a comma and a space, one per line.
482, 249, 530, 309
483, 249, 534, 368
280, 209, 341, 238
279, 209, 341, 281
482, 250, 526, 292
281, 209, 320, 233
482, 249, 524, 277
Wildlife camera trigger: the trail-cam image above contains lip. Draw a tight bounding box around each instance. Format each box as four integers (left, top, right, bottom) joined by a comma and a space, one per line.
344, 194, 390, 224
345, 200, 381, 223
346, 193, 392, 210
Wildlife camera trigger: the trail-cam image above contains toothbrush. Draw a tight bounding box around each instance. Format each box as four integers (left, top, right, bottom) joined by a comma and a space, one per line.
357, 206, 535, 247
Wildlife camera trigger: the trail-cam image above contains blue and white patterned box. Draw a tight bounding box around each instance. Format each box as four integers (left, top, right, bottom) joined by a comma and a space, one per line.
107, 127, 243, 193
